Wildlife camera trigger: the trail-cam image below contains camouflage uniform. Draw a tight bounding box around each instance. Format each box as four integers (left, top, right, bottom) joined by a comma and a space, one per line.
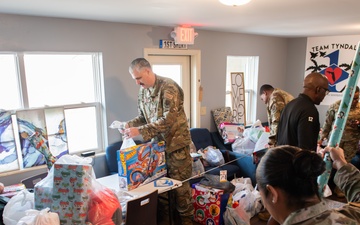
127, 75, 194, 224
320, 100, 360, 162
266, 88, 294, 146
282, 164, 360, 225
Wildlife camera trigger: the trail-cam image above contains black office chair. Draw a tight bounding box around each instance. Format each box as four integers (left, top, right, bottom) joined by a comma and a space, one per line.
125, 190, 158, 225
20, 172, 49, 189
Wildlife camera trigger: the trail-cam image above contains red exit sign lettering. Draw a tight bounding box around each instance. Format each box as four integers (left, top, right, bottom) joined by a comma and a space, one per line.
175, 27, 195, 45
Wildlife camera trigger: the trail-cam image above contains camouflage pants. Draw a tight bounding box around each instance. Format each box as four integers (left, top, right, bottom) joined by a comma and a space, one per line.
166, 145, 194, 221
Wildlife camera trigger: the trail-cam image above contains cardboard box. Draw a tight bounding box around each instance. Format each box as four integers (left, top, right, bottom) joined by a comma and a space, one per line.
192, 183, 229, 225
219, 122, 244, 144
1, 183, 26, 198
117, 141, 166, 191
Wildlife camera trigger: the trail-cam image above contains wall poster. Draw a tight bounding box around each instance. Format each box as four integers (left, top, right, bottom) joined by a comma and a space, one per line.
305, 35, 360, 105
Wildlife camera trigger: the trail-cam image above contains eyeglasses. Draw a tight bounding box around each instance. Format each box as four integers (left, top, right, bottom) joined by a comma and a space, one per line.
319, 87, 330, 95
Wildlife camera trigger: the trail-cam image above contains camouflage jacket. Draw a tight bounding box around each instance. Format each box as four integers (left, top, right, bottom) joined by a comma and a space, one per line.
127, 75, 191, 153
320, 100, 360, 160
267, 88, 294, 146
283, 164, 360, 225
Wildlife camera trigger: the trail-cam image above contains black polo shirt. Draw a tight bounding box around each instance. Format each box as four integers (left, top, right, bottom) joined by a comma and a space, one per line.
276, 94, 320, 151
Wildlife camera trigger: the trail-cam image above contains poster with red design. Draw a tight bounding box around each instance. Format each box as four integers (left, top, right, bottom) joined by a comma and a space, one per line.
305, 35, 360, 105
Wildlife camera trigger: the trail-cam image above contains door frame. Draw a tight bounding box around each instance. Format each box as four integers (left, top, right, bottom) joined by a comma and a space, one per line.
144, 48, 201, 128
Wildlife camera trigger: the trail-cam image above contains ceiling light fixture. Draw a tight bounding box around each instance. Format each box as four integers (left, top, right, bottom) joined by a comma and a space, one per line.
219, 0, 251, 6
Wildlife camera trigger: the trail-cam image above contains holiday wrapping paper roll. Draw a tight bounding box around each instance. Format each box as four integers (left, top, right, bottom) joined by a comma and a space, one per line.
318, 41, 360, 196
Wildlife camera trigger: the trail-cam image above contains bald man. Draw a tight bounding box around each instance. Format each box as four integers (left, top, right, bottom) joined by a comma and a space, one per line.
276, 72, 329, 151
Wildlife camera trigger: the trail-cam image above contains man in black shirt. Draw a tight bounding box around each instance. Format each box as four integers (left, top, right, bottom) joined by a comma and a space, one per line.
276, 72, 329, 151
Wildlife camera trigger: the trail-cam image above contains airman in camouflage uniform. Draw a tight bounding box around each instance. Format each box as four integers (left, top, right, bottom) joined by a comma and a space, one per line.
260, 85, 294, 146
282, 163, 360, 224
320, 86, 360, 162
124, 58, 194, 225
256, 145, 360, 225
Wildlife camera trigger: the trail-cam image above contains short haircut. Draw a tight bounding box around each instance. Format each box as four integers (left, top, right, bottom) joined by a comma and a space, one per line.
129, 58, 151, 73
259, 84, 274, 93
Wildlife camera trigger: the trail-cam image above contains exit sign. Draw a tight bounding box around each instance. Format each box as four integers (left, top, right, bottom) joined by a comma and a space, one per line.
174, 27, 196, 45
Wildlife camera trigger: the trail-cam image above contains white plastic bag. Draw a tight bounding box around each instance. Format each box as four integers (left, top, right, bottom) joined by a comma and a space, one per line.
253, 132, 270, 152
223, 206, 250, 225
230, 177, 263, 218
232, 137, 255, 155
191, 159, 205, 177
3, 190, 34, 225
204, 146, 225, 166
16, 208, 59, 225
109, 120, 126, 133
120, 137, 136, 150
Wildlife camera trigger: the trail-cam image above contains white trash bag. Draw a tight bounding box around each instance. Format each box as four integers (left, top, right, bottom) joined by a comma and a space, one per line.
16, 208, 59, 225
3, 189, 34, 225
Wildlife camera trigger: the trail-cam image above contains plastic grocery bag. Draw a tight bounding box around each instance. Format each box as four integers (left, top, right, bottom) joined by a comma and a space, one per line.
191, 159, 205, 178
16, 208, 59, 225
3, 190, 34, 225
87, 179, 122, 225
120, 137, 136, 150
232, 137, 255, 155
204, 146, 225, 166
223, 206, 250, 225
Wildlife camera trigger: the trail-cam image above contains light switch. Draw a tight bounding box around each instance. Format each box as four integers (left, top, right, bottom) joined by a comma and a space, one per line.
200, 106, 206, 116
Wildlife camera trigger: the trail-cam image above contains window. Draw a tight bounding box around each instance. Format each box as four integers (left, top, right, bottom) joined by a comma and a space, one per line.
225, 56, 259, 125
0, 53, 105, 172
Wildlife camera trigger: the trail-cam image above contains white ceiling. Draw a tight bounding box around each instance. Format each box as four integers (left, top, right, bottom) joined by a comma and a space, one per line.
0, 0, 359, 37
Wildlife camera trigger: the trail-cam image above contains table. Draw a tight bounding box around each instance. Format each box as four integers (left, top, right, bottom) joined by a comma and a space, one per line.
97, 174, 182, 224
97, 174, 182, 196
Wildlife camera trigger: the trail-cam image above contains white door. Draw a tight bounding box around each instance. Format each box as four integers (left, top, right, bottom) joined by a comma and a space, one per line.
147, 55, 191, 124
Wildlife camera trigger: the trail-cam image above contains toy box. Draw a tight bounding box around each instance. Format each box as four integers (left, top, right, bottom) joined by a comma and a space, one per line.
1, 183, 26, 198
192, 183, 229, 225
219, 122, 245, 144
117, 141, 166, 191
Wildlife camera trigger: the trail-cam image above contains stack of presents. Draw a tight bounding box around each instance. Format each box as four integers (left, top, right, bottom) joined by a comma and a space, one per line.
33, 140, 167, 224
32, 136, 261, 225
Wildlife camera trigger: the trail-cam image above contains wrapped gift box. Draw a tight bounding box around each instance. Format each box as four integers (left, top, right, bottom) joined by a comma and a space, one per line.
51, 163, 93, 225
34, 180, 53, 210
117, 141, 166, 191
192, 183, 229, 225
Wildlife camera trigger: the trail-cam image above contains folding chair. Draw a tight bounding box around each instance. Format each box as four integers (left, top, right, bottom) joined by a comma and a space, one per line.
20, 172, 48, 189
125, 190, 158, 225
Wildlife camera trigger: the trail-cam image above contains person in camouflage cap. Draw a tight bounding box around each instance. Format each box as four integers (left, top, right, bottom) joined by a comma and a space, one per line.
320, 86, 360, 163
260, 84, 294, 147
122, 58, 194, 225
256, 145, 360, 225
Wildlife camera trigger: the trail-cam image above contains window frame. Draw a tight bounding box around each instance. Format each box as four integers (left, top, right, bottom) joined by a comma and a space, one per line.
0, 52, 107, 173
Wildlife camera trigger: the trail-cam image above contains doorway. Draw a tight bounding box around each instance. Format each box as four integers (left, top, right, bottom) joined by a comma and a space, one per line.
144, 49, 201, 128
147, 55, 191, 123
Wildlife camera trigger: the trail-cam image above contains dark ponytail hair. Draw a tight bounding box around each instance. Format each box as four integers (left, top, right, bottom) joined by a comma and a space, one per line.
256, 145, 325, 207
